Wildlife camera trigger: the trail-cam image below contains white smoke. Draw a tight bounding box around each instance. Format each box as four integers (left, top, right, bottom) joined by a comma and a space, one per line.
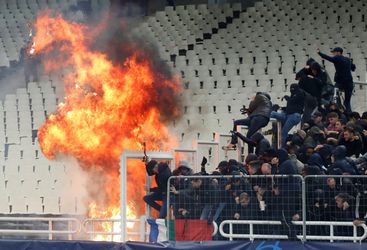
55, 155, 89, 214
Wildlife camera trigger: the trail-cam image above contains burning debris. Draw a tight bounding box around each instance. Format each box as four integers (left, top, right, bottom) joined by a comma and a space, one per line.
31, 11, 182, 239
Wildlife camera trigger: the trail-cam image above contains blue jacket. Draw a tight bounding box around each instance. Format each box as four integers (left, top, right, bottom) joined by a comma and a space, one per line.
318, 52, 355, 88
331, 145, 357, 175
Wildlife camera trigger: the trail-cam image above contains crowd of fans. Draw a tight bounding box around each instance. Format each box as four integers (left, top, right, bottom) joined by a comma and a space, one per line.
143, 47, 367, 238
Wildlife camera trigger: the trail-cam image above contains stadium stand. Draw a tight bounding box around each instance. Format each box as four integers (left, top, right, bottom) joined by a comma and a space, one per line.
0, 0, 366, 244
136, 0, 367, 150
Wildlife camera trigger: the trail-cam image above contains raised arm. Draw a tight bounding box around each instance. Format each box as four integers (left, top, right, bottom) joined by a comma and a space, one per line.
317, 48, 336, 62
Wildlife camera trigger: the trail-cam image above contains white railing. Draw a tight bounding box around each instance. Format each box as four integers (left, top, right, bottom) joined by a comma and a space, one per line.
0, 217, 81, 240
219, 220, 367, 242
212, 221, 218, 237
82, 216, 147, 242
219, 220, 288, 241
293, 221, 367, 243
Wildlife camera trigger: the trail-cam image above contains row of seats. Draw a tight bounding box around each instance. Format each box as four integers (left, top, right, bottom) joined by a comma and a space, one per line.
0, 0, 110, 68
137, 1, 367, 142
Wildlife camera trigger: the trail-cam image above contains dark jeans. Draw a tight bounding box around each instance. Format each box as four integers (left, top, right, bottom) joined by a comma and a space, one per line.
231, 115, 269, 144
343, 85, 353, 113
271, 112, 302, 147
302, 95, 317, 124
143, 192, 167, 218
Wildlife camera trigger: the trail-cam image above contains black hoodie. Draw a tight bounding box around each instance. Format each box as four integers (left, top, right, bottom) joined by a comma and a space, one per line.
331, 145, 357, 175
285, 84, 305, 115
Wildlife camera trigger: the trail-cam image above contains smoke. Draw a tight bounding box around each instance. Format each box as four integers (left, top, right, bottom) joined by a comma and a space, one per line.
0, 66, 27, 100
57, 155, 89, 214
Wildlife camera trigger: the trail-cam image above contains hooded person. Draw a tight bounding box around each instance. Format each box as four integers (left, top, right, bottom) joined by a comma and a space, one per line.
272, 149, 301, 237
217, 160, 230, 175
231, 131, 271, 156
271, 83, 305, 147
307, 145, 333, 172
330, 145, 358, 175
303, 126, 326, 148
290, 130, 306, 147
272, 149, 300, 200
143, 160, 172, 218
274, 149, 298, 175
295, 58, 316, 80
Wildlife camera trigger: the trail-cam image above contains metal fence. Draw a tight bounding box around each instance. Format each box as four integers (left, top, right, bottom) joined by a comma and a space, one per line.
165, 175, 367, 242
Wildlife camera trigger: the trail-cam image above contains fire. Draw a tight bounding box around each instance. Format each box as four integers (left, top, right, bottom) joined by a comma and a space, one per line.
31, 11, 181, 240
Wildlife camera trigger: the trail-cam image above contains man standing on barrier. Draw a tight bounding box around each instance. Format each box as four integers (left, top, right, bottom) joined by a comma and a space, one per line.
143, 159, 172, 218
317, 47, 356, 113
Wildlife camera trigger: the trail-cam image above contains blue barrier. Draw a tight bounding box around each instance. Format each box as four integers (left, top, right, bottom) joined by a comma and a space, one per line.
0, 240, 366, 250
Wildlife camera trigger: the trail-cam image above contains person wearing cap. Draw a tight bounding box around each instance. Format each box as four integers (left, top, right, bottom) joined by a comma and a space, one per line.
317, 47, 356, 113
223, 92, 272, 151
271, 83, 305, 147
143, 160, 172, 218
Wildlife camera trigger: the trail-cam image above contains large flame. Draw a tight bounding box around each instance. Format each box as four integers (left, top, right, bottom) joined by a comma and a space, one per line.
32, 11, 181, 240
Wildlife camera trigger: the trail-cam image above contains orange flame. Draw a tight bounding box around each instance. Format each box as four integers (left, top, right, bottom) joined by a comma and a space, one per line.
32, 11, 181, 240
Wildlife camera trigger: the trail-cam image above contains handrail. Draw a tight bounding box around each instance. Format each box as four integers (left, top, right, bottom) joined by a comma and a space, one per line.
293, 221, 367, 243
0, 217, 81, 240
219, 220, 288, 241
82, 216, 147, 241
219, 220, 367, 242
354, 81, 367, 86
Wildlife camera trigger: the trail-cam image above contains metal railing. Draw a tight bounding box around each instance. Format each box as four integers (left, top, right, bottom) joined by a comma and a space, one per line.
0, 217, 81, 240
219, 220, 367, 242
219, 220, 288, 241
165, 175, 367, 242
293, 221, 367, 243
355, 81, 367, 86
82, 216, 148, 242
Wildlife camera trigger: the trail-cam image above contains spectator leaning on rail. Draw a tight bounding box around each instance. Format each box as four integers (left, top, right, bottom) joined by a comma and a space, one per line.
317, 47, 356, 113
143, 160, 172, 218
271, 83, 305, 147
223, 92, 272, 151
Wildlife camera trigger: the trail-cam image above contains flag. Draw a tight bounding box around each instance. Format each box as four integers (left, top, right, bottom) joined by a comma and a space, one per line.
147, 219, 213, 242
147, 219, 168, 243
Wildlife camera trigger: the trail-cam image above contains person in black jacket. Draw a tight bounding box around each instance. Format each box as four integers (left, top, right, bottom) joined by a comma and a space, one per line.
231, 131, 271, 156
271, 84, 305, 147
295, 58, 316, 80
338, 127, 363, 157
143, 160, 172, 218
334, 193, 356, 236
299, 62, 325, 104
307, 144, 333, 172
223, 92, 272, 150
310, 62, 331, 86
272, 149, 302, 238
317, 47, 356, 113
